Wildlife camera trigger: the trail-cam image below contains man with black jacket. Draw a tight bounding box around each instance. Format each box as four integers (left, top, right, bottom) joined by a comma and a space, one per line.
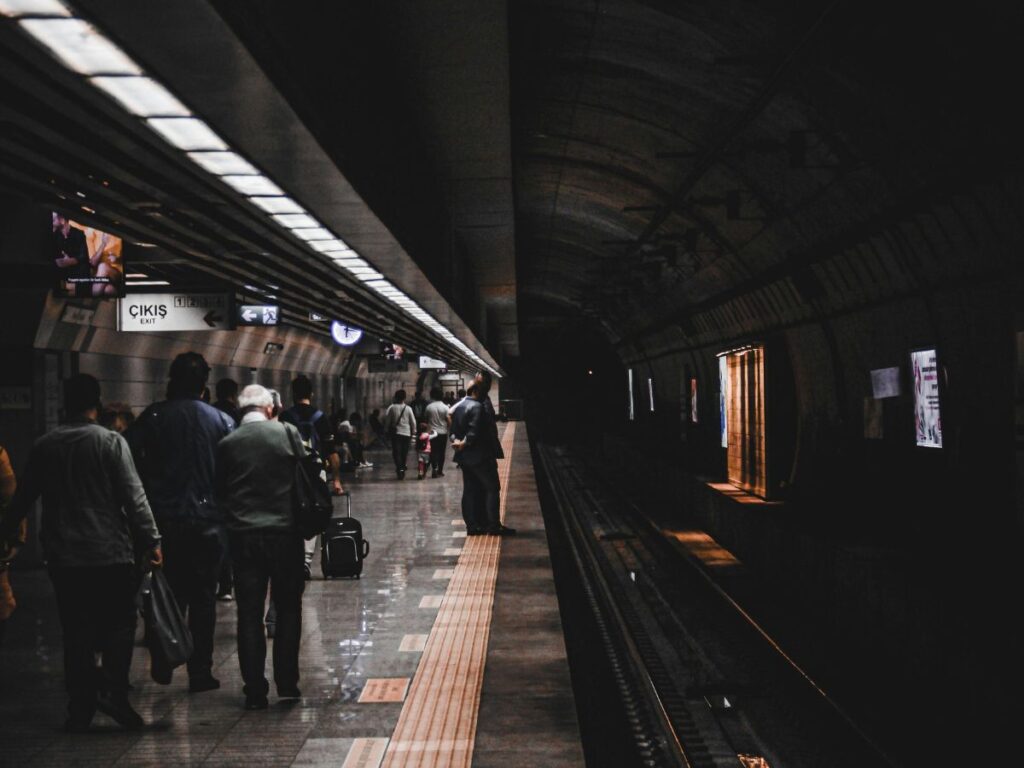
0, 374, 162, 732
280, 375, 342, 579
451, 372, 515, 536
127, 352, 234, 693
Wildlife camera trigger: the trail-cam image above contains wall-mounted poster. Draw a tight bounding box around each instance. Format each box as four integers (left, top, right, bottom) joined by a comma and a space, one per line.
627, 369, 635, 421
690, 377, 698, 423
911, 348, 942, 448
870, 367, 901, 399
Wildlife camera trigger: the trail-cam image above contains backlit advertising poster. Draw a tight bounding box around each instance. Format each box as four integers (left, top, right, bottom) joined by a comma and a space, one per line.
51, 212, 125, 298
690, 378, 698, 423
718, 356, 728, 447
911, 348, 942, 448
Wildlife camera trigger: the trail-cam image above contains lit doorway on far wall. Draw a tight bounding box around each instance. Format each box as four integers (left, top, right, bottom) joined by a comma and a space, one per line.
718, 345, 766, 497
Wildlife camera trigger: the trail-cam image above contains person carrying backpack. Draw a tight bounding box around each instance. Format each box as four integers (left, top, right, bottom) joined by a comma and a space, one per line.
280, 375, 343, 579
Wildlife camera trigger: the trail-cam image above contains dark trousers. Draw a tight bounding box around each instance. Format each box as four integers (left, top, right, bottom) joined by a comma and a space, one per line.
430, 433, 449, 474
231, 531, 305, 697
49, 564, 139, 715
162, 526, 223, 678
460, 459, 501, 530
391, 435, 411, 474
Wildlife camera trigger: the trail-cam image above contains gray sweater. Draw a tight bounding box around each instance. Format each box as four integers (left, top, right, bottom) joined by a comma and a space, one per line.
215, 419, 302, 533
1, 420, 159, 567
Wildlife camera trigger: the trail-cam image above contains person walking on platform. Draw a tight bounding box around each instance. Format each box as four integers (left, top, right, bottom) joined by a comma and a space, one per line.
0, 374, 162, 732
127, 352, 233, 694
384, 390, 417, 479
280, 375, 343, 580
425, 387, 450, 478
215, 385, 307, 710
451, 375, 515, 536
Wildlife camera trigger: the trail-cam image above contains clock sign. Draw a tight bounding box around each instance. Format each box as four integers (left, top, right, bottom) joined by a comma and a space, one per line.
331, 322, 364, 347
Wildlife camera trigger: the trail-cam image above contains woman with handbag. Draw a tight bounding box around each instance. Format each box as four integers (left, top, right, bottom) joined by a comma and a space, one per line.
383, 390, 417, 480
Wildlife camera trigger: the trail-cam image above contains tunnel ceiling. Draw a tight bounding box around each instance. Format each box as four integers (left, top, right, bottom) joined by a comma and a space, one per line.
510, 0, 1024, 356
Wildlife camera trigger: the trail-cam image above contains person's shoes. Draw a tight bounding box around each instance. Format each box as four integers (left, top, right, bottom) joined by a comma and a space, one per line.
188, 675, 221, 693
417, 473, 424, 480
303, 563, 312, 581
64, 716, 93, 733
96, 693, 144, 730
466, 527, 486, 536
359, 461, 373, 468
486, 524, 517, 536
244, 694, 269, 710
216, 592, 233, 602
277, 686, 301, 700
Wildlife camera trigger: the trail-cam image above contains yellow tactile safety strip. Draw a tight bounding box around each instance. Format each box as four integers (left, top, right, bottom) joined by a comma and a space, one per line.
380, 422, 517, 768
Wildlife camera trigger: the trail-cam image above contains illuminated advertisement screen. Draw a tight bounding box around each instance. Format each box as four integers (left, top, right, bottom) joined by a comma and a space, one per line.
690, 377, 698, 423
911, 348, 942, 448
51, 212, 125, 298
719, 356, 728, 447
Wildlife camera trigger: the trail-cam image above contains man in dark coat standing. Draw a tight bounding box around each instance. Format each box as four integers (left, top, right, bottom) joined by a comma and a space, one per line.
451, 372, 515, 536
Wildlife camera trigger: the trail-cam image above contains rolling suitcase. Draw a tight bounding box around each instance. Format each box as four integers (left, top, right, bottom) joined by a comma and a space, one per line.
321, 492, 370, 578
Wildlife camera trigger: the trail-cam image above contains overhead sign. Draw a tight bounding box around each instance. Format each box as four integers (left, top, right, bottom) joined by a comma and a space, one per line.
331, 322, 364, 347
418, 355, 447, 370
368, 358, 408, 373
238, 305, 279, 326
911, 348, 942, 448
117, 292, 231, 333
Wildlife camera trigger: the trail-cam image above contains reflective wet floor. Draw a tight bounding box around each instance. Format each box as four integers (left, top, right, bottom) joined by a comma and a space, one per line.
0, 423, 583, 767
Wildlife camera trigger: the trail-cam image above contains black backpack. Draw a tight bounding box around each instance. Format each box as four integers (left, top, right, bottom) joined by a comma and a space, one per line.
285, 425, 333, 539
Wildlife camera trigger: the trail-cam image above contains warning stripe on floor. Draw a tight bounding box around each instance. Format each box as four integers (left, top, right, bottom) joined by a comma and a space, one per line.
380, 421, 517, 768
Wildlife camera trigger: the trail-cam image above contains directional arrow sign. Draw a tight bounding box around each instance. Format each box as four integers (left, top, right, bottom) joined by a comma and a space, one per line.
237, 305, 280, 327
117, 293, 232, 332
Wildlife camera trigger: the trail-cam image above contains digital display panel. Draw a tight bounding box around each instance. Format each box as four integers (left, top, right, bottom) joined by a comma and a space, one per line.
51, 212, 124, 298
911, 348, 942, 448
382, 342, 405, 360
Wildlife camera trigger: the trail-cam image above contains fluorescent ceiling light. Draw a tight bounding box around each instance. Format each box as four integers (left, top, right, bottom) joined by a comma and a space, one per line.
127, 280, 170, 286
0, 1, 70, 17
90, 76, 188, 116
220, 174, 283, 196
272, 213, 320, 229
354, 271, 385, 281
330, 257, 367, 268
187, 151, 258, 175
147, 117, 226, 150
309, 239, 351, 253
249, 196, 303, 214
20, 18, 140, 74
291, 227, 333, 241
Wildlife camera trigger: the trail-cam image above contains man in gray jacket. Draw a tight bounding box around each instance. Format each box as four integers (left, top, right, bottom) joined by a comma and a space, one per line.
0, 374, 162, 732
215, 385, 306, 710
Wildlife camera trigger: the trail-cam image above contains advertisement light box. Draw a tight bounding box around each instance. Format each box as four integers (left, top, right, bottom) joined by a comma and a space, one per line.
911, 348, 942, 448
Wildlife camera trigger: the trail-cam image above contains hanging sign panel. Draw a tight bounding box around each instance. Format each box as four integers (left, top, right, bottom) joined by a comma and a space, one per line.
117, 293, 231, 332
911, 348, 942, 448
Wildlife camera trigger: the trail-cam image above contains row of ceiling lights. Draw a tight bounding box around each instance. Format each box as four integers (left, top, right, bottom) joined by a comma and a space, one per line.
0, 0, 498, 375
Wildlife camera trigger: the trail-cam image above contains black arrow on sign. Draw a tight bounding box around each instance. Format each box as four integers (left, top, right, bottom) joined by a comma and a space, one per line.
203, 310, 223, 328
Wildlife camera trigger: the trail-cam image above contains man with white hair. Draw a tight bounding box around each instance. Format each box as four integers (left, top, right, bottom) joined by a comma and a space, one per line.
215, 384, 307, 710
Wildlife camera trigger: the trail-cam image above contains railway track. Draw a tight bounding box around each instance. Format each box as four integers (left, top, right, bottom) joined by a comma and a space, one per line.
536, 443, 898, 768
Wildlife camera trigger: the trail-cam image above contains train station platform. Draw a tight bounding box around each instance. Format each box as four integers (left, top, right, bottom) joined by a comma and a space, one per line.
0, 422, 584, 768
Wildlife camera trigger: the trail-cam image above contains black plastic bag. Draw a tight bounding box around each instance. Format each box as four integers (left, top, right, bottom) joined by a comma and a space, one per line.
140, 569, 193, 684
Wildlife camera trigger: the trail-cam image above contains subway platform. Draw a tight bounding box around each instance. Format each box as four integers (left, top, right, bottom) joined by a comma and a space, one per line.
0, 422, 584, 767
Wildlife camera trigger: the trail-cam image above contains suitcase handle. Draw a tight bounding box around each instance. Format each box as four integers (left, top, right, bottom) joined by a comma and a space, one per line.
336, 490, 352, 518
361, 540, 370, 558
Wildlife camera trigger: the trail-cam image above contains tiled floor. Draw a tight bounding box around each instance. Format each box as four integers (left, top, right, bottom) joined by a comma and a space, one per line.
0, 423, 583, 767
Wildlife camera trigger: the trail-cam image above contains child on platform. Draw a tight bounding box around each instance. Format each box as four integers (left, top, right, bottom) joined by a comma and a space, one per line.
415, 422, 435, 480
